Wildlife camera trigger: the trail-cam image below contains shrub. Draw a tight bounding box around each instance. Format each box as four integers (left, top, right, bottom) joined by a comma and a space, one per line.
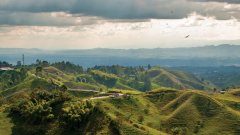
109, 120, 121, 135
10, 99, 54, 124
60, 100, 94, 129
146, 122, 153, 127
9, 89, 71, 125
138, 115, 144, 123
133, 123, 139, 128
91, 70, 118, 87
194, 125, 200, 133
171, 127, 182, 135
144, 108, 149, 115
140, 126, 146, 131
60, 84, 68, 92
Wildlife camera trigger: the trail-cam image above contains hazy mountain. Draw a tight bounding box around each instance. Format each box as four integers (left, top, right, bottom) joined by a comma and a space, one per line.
1, 44, 240, 67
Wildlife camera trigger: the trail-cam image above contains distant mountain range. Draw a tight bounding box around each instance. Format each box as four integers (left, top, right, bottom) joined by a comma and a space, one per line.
1, 44, 240, 67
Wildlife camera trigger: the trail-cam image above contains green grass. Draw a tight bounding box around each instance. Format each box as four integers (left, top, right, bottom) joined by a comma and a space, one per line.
64, 81, 100, 90
0, 66, 240, 135
108, 89, 142, 94
1, 87, 240, 135
69, 91, 98, 99
147, 68, 214, 90
0, 113, 13, 135
95, 89, 240, 135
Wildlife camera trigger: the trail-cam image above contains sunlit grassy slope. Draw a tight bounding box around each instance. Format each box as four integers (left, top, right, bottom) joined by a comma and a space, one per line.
0, 65, 214, 100
147, 67, 214, 90
0, 66, 238, 135
0, 87, 239, 135
0, 113, 13, 135
95, 88, 240, 135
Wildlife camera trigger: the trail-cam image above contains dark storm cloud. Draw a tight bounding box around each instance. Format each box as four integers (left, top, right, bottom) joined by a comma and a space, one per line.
0, 12, 76, 26
188, 0, 240, 4
0, 0, 191, 19
0, 0, 239, 26
0, 11, 104, 26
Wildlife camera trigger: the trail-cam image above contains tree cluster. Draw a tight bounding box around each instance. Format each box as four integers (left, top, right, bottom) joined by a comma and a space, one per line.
52, 61, 83, 74
60, 100, 94, 129
9, 89, 96, 130
10, 90, 71, 124
0, 69, 27, 89
89, 65, 145, 76
0, 61, 12, 67
91, 70, 118, 87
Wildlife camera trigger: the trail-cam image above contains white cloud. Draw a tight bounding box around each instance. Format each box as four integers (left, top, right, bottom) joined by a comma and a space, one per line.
0, 0, 240, 25
0, 0, 239, 49
0, 13, 239, 49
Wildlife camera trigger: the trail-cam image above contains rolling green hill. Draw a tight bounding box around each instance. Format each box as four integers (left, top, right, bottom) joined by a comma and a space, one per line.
0, 65, 214, 100
1, 88, 239, 135
99, 89, 240, 134
0, 63, 238, 135
147, 67, 214, 90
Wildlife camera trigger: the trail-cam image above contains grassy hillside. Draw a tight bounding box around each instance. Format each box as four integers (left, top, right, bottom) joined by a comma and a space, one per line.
0, 65, 215, 101
174, 66, 240, 89
91, 89, 240, 135
0, 87, 239, 134
147, 67, 213, 90
0, 113, 13, 135
0, 64, 238, 135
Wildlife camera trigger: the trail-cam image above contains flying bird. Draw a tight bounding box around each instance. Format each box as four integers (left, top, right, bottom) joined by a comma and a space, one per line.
185, 35, 190, 38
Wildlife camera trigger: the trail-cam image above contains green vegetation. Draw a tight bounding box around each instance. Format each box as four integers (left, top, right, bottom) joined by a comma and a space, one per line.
6, 90, 112, 135
0, 61, 239, 135
0, 69, 27, 90
0, 61, 12, 68
51, 61, 83, 74
0, 113, 13, 135
90, 70, 118, 88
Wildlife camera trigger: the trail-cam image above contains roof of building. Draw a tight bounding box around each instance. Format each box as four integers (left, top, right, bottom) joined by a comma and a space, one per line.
0, 67, 15, 71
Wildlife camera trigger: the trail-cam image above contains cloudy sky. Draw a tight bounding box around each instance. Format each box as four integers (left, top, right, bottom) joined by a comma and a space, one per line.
0, 0, 240, 49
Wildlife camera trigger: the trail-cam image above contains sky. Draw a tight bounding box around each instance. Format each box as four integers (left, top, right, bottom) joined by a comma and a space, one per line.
0, 0, 240, 49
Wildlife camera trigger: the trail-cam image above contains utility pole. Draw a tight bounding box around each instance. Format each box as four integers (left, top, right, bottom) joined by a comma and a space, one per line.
22, 54, 25, 66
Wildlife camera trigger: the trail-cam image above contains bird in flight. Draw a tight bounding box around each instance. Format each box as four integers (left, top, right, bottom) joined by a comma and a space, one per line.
185, 35, 190, 38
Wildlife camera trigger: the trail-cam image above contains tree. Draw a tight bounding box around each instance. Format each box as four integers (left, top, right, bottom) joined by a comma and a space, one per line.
138, 115, 144, 123
35, 66, 43, 76
17, 61, 22, 67
147, 64, 152, 70
213, 88, 217, 92
60, 85, 68, 92
144, 108, 149, 115
143, 77, 152, 91
9, 90, 71, 125
36, 59, 41, 65
0, 61, 12, 67
61, 100, 94, 129
52, 61, 83, 74
42, 61, 49, 67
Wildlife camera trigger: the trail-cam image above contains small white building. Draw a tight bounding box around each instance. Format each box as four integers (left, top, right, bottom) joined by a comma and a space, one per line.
0, 67, 15, 71
110, 93, 124, 98
220, 90, 225, 94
